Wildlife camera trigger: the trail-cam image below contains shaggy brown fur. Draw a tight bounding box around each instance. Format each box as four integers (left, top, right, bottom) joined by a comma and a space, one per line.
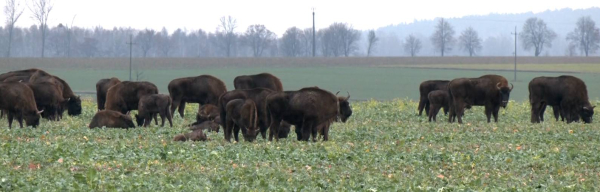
0, 82, 42, 128
96, 77, 121, 111
225, 99, 259, 142
105, 81, 158, 114
135, 94, 173, 127
168, 75, 227, 118
233, 73, 283, 91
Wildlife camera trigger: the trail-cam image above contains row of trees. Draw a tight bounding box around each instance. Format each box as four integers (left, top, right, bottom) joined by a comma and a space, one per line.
424, 16, 599, 57
2, 0, 599, 58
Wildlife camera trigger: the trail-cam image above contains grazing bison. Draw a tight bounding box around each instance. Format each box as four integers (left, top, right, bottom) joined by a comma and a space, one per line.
0, 82, 43, 128
418, 80, 450, 116
224, 99, 259, 142
96, 77, 121, 111
0, 68, 82, 117
196, 104, 219, 123
448, 75, 513, 124
190, 120, 220, 132
135, 94, 173, 127
234, 73, 283, 91
267, 87, 353, 142
27, 81, 66, 121
427, 90, 450, 122
218, 88, 275, 140
529, 76, 595, 123
168, 75, 227, 118
105, 81, 158, 114
173, 129, 207, 142
88, 110, 135, 129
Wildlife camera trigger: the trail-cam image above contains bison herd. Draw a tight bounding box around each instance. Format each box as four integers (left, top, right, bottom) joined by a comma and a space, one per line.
420, 74, 595, 124
1, 68, 596, 142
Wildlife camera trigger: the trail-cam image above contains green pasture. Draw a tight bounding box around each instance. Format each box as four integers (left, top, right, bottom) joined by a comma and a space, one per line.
39, 67, 600, 101
1, 100, 600, 191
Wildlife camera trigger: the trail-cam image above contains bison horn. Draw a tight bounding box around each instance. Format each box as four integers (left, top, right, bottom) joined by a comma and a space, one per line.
510, 83, 514, 91
335, 91, 340, 96
496, 82, 501, 90
347, 91, 351, 100
37, 109, 44, 114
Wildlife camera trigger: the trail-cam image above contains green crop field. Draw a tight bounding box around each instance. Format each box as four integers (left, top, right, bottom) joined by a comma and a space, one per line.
1, 100, 599, 191
31, 67, 600, 101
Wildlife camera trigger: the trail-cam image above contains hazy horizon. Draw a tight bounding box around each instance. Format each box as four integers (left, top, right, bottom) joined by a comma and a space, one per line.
1, 0, 598, 35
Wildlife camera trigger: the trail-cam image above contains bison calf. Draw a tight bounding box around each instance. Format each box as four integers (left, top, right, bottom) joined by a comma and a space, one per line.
225, 99, 259, 142
89, 110, 135, 129
197, 104, 219, 123
135, 94, 173, 127
173, 129, 207, 142
190, 120, 220, 132
428, 90, 450, 122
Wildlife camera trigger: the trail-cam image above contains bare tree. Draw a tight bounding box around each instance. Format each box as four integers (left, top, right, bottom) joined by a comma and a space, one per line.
430, 18, 455, 57
4, 0, 23, 57
567, 16, 600, 57
319, 23, 360, 57
135, 29, 155, 57
218, 16, 237, 57
243, 24, 275, 57
300, 28, 313, 56
155, 27, 171, 57
366, 30, 379, 57
519, 17, 557, 57
28, 0, 53, 58
404, 34, 422, 57
565, 42, 578, 57
280, 27, 303, 57
458, 27, 482, 57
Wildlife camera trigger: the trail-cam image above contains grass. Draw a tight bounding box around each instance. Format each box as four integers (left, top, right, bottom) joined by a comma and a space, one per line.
394, 63, 600, 73
38, 67, 600, 101
1, 99, 600, 191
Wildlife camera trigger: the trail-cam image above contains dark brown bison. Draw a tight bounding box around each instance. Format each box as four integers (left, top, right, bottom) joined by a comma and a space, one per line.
96, 77, 121, 111
3, 76, 64, 121
168, 75, 227, 118
224, 99, 259, 142
135, 94, 173, 127
218, 88, 275, 140
173, 129, 207, 142
448, 75, 513, 124
0, 82, 43, 128
267, 87, 353, 142
418, 80, 450, 116
529, 76, 595, 123
196, 104, 219, 123
0, 68, 82, 117
190, 120, 220, 132
105, 81, 158, 114
427, 90, 450, 122
88, 110, 135, 129
234, 73, 283, 91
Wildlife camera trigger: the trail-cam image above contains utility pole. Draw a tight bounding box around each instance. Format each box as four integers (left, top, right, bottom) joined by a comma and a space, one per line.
126, 34, 135, 81
511, 26, 517, 81
312, 8, 316, 57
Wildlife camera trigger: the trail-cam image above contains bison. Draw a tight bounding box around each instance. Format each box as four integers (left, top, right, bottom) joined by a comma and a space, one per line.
190, 120, 220, 132
168, 75, 227, 118
0, 68, 82, 117
3, 76, 64, 121
224, 99, 259, 142
267, 87, 352, 142
427, 90, 450, 122
96, 77, 121, 111
135, 94, 173, 127
218, 88, 275, 140
529, 76, 595, 123
88, 110, 135, 129
418, 80, 450, 116
105, 81, 158, 114
173, 129, 207, 142
0, 82, 43, 128
448, 75, 513, 124
234, 73, 283, 91
196, 104, 219, 123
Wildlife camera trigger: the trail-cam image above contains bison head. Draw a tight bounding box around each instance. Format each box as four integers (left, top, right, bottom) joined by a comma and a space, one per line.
581, 105, 595, 123
134, 114, 145, 127
24, 110, 43, 128
67, 96, 82, 116
337, 92, 353, 123
241, 100, 259, 142
497, 83, 513, 108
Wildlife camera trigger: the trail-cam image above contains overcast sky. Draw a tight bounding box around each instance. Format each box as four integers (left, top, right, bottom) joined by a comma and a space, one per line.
2, 0, 598, 36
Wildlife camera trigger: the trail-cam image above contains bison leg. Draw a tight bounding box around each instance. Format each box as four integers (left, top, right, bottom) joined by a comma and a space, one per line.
322, 124, 330, 141
417, 97, 427, 116
492, 105, 500, 123
178, 102, 186, 118
7, 112, 14, 129
165, 110, 173, 127
454, 102, 466, 124
301, 119, 314, 142
484, 105, 493, 123
268, 115, 282, 141
233, 125, 240, 142
159, 112, 166, 127
530, 102, 542, 123
442, 105, 449, 116
170, 99, 180, 118
153, 113, 159, 125
143, 116, 152, 127
551, 105, 560, 121
225, 119, 234, 142
311, 124, 318, 142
